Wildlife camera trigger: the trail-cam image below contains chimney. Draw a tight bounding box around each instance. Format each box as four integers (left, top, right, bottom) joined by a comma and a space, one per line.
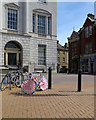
65, 43, 67, 48
87, 13, 94, 20
57, 40, 59, 44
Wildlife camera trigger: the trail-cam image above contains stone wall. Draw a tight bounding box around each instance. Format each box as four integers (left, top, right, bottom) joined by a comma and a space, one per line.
0, 33, 57, 72
30, 37, 57, 72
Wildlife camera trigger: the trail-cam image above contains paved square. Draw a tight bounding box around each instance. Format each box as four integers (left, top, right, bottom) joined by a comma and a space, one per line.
1, 74, 95, 119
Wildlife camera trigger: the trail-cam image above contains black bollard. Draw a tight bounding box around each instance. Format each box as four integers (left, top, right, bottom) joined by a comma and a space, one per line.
9, 73, 11, 90
48, 67, 52, 89
78, 70, 81, 92
9, 78, 11, 90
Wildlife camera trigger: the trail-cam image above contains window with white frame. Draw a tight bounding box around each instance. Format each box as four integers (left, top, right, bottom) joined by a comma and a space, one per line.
8, 9, 17, 30
38, 45, 46, 65
85, 27, 88, 38
89, 26, 92, 36
33, 9, 51, 35
38, 15, 46, 35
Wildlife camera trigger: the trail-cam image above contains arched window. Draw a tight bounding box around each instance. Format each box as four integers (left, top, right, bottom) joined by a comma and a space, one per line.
32, 9, 52, 35
4, 41, 22, 66
5, 41, 21, 49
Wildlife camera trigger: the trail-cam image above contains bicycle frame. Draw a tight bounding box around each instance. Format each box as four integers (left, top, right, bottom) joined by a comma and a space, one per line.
25, 72, 41, 86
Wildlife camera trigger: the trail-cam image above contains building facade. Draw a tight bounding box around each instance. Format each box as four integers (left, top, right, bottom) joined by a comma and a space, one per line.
80, 14, 96, 74
57, 41, 68, 73
68, 31, 80, 73
0, 1, 57, 72
68, 13, 96, 74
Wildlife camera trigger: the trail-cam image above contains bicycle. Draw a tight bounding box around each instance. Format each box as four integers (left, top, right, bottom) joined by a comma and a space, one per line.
0, 70, 23, 91
21, 74, 37, 94
13, 70, 24, 88
21, 72, 48, 94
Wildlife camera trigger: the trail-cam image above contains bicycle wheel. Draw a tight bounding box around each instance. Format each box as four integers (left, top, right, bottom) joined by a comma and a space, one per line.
15, 73, 24, 88
39, 76, 48, 91
0, 76, 8, 91
21, 78, 37, 94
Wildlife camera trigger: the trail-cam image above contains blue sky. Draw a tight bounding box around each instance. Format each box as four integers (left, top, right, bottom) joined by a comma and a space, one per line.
57, 2, 94, 45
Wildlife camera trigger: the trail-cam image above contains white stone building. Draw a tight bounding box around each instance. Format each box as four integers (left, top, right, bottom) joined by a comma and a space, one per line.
0, 0, 57, 72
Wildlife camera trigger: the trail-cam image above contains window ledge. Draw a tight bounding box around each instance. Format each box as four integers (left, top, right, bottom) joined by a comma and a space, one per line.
7, 28, 18, 32
38, 34, 46, 37
6, 28, 18, 34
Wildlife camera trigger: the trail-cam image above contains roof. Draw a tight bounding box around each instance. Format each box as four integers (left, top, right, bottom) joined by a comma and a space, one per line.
83, 14, 95, 27
68, 30, 79, 40
57, 43, 68, 51
57, 43, 64, 50
68, 13, 95, 39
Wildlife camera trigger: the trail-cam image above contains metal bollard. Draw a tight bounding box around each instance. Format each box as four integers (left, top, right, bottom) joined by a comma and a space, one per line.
9, 77, 11, 90
78, 70, 81, 92
48, 67, 52, 89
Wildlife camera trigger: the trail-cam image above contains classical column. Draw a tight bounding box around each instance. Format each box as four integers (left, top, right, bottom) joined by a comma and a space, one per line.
23, 1, 29, 34
6, 52, 8, 66
35, 13, 38, 34
0, 0, 2, 31
17, 53, 19, 65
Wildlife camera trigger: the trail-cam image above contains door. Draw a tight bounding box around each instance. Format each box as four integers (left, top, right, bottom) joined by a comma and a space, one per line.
8, 53, 17, 65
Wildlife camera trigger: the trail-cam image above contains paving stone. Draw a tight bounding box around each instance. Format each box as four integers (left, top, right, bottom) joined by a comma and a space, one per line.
1, 74, 95, 119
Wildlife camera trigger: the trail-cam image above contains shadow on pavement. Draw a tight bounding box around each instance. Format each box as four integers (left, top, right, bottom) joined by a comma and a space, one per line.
1, 118, 95, 120
58, 90, 76, 92
9, 92, 96, 97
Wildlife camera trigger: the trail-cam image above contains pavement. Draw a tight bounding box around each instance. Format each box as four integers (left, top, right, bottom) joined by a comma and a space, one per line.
0, 74, 95, 119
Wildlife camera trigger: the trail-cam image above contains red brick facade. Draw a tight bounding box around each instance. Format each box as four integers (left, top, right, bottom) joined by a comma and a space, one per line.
80, 14, 96, 74
68, 13, 96, 74
68, 31, 80, 73
80, 14, 95, 55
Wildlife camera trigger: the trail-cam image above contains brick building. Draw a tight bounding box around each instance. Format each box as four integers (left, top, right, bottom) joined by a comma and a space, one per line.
68, 31, 80, 73
68, 13, 96, 74
80, 14, 96, 74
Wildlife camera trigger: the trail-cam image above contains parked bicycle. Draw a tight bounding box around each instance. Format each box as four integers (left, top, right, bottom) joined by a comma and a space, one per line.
21, 72, 48, 94
0, 70, 24, 91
